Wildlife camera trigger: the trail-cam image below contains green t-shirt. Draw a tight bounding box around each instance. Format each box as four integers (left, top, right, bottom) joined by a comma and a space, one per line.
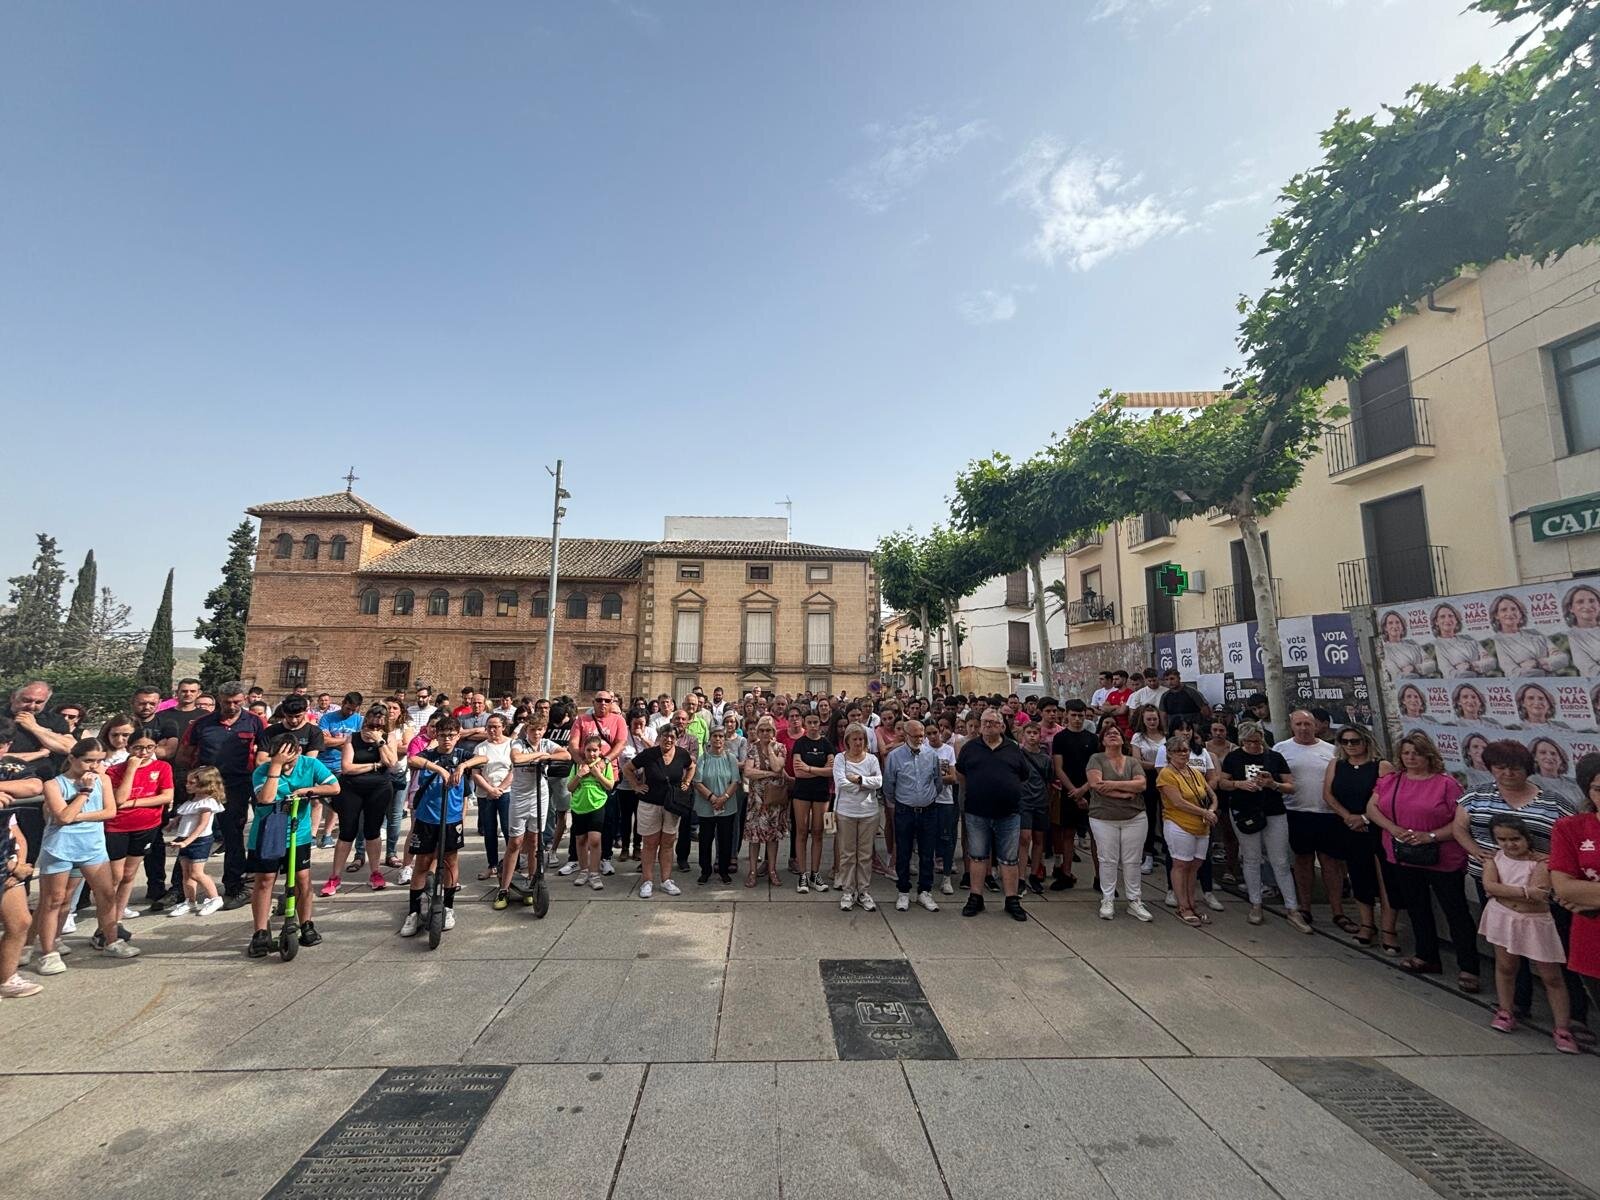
568, 760, 614, 814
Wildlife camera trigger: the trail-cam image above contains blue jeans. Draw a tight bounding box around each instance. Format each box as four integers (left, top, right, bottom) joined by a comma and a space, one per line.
963, 811, 1020, 867
384, 778, 407, 858
894, 804, 939, 894
479, 792, 510, 870
935, 804, 958, 875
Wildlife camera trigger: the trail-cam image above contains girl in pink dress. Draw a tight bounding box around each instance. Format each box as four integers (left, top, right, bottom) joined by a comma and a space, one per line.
1480, 813, 1579, 1052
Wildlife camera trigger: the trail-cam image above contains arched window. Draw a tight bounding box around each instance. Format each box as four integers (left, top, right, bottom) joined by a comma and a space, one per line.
532, 593, 548, 618
427, 588, 449, 616
394, 589, 414, 616
303, 534, 320, 560
567, 591, 589, 619
273, 532, 293, 559
358, 588, 379, 615
463, 589, 484, 617
600, 592, 623, 620
496, 590, 518, 617
329, 534, 348, 561
280, 657, 308, 689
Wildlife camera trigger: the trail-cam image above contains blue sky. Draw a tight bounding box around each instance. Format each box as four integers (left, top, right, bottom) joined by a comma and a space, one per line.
3, 0, 1517, 635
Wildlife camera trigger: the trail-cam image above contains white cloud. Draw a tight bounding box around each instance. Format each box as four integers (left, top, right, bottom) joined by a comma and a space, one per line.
837, 116, 992, 213
1090, 0, 1214, 27
1004, 138, 1191, 271
1201, 188, 1269, 216
957, 290, 1019, 325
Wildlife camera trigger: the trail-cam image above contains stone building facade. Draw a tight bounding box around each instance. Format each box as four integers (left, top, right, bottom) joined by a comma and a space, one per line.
240, 491, 876, 703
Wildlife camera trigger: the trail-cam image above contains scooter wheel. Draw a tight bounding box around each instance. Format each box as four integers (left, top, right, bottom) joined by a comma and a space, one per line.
279, 923, 299, 961
533, 880, 550, 919
427, 905, 444, 950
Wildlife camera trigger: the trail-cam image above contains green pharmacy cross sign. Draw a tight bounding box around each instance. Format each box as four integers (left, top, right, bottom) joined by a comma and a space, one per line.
1154, 562, 1189, 598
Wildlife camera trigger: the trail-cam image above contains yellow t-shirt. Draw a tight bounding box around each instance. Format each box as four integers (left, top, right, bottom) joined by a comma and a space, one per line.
1157, 765, 1211, 837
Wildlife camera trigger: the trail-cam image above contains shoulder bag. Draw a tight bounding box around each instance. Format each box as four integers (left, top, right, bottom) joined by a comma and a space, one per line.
1382, 775, 1441, 866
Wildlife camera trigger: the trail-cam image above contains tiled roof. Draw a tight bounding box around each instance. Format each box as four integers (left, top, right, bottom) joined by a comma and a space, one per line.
646, 540, 871, 561
360, 536, 649, 580
247, 491, 417, 537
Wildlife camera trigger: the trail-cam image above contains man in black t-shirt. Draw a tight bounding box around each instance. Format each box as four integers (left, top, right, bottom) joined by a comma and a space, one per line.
955, 709, 1029, 921
1157, 669, 1207, 722
1049, 700, 1099, 890
258, 695, 327, 763
7, 681, 75, 779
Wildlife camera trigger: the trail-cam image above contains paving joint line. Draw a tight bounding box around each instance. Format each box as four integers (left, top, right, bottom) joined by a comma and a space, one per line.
603, 1062, 651, 1200
898, 1059, 956, 1200
1136, 1056, 1292, 1200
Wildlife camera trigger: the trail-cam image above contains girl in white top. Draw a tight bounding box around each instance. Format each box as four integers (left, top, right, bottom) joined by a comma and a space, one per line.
472, 715, 515, 881
832, 724, 883, 912
168, 765, 226, 916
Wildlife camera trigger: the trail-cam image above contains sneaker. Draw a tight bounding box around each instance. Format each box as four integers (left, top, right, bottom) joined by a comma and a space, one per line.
590, 876, 604, 890
1128, 901, 1154, 922
1099, 898, 1115, 920
917, 891, 940, 912
697, 872, 712, 885
1140, 855, 1154, 875
36, 951, 66, 975
1490, 1009, 1518, 1033
574, 871, 591, 887
958, 871, 971, 889
399, 912, 422, 937
940, 876, 954, 896
811, 873, 829, 893
1027, 877, 1044, 896
858, 892, 877, 912
146, 895, 172, 914
196, 896, 224, 917
984, 874, 1000, 894
443, 908, 456, 931
120, 906, 141, 921
1247, 905, 1264, 926
56, 942, 72, 957
660, 879, 681, 896
796, 876, 810, 895
399, 866, 414, 885
896, 892, 911, 912
558, 860, 580, 876
370, 871, 388, 891
600, 859, 616, 876
61, 914, 77, 935
298, 922, 322, 947
221, 891, 250, 911
17, 947, 32, 969
0, 973, 42, 998
639, 881, 654, 899
1554, 1028, 1581, 1054
1202, 891, 1225, 912
103, 940, 142, 959
166, 900, 195, 918
1003, 897, 1027, 922
840, 892, 856, 911
1165, 890, 1179, 908
1287, 911, 1314, 935
319, 879, 340, 898
493, 890, 509, 911
247, 930, 272, 958
961, 894, 984, 917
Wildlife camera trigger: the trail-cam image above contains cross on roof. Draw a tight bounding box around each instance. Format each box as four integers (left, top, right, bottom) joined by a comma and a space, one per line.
342, 467, 359, 493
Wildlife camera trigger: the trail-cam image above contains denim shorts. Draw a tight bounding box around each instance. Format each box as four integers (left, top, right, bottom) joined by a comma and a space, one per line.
964, 812, 1021, 866
38, 849, 109, 875
179, 836, 215, 862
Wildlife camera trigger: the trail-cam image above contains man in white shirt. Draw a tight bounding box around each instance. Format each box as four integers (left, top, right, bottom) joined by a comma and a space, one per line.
1089, 672, 1114, 710
1273, 710, 1344, 928
407, 683, 437, 725
1128, 669, 1166, 712
709, 687, 727, 723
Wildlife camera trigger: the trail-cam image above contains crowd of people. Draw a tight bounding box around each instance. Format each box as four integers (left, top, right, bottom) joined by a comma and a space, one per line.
1, 669, 1597, 1054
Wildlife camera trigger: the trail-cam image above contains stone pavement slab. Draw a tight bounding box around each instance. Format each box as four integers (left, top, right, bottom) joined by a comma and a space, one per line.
1148, 1058, 1440, 1200
883, 902, 1077, 959
611, 1062, 779, 1200
915, 956, 1092, 1058
730, 901, 902, 958
546, 902, 733, 960
777, 1061, 945, 1199
1005, 956, 1189, 1058
1029, 903, 1243, 961
717, 958, 836, 1061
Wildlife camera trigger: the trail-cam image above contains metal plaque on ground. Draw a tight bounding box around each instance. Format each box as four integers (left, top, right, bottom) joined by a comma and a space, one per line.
1270, 1057, 1596, 1200
265, 1065, 513, 1200
820, 958, 956, 1061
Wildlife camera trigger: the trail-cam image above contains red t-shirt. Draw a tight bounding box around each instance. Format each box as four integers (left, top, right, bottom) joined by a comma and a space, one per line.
1549, 812, 1600, 980
106, 759, 173, 833
1104, 688, 1135, 736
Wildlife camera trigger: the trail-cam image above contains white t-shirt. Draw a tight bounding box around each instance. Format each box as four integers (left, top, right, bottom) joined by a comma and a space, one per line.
408, 703, 437, 725
510, 736, 562, 802
1130, 685, 1167, 710
1090, 687, 1112, 709
931, 742, 957, 804
476, 739, 514, 791
1154, 744, 1215, 772
1273, 737, 1336, 813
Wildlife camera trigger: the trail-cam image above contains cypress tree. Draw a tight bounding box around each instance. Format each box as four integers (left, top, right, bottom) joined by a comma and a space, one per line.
60, 549, 97, 663
196, 523, 256, 688
138, 568, 176, 693
0, 533, 66, 675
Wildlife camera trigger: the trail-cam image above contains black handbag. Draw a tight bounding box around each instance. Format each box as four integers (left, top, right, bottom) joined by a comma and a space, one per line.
1232, 800, 1267, 835
1383, 777, 1441, 866
664, 787, 694, 820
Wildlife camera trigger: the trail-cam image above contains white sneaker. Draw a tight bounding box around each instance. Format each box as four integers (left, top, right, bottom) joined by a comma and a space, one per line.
590, 876, 604, 890
103, 940, 142, 959
0, 973, 43, 998
1165, 890, 1179, 908
858, 892, 877, 911
399, 912, 421, 937
1099, 898, 1116, 920
120, 907, 141, 921
61, 914, 78, 935
1128, 900, 1154, 922
940, 876, 954, 896
398, 865, 414, 884
443, 908, 456, 931
917, 891, 940, 912
600, 859, 616, 876
660, 879, 681, 896
197, 896, 224, 917
558, 859, 580, 876
638, 881, 654, 899
166, 900, 194, 918
896, 892, 911, 911
574, 871, 591, 886
840, 892, 856, 911
36, 952, 66, 976
1140, 855, 1154, 875
1203, 891, 1225, 912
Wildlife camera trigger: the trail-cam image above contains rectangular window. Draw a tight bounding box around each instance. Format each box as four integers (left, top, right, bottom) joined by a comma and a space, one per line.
1557, 329, 1600, 454
1007, 620, 1031, 664
805, 611, 832, 667
1004, 569, 1029, 607
281, 658, 308, 689
581, 664, 607, 693
743, 610, 774, 665
496, 591, 517, 617
1228, 533, 1272, 622
384, 661, 411, 691
1352, 349, 1415, 463
1361, 488, 1435, 604
1081, 567, 1101, 599
673, 609, 702, 663
677, 562, 702, 581
806, 676, 830, 695
746, 563, 772, 583
532, 594, 548, 618
488, 660, 518, 697
673, 675, 698, 701
806, 563, 832, 583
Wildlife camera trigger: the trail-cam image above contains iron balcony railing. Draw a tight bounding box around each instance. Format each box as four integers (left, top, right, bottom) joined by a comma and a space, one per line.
1126, 512, 1173, 547
1129, 602, 1179, 637
741, 641, 774, 667
1066, 598, 1116, 626
805, 643, 833, 668
1212, 578, 1282, 625
1337, 545, 1448, 608
1326, 395, 1433, 476
1066, 531, 1103, 555
672, 641, 701, 664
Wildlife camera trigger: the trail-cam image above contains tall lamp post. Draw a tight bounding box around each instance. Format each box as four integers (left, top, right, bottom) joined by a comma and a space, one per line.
541, 460, 570, 698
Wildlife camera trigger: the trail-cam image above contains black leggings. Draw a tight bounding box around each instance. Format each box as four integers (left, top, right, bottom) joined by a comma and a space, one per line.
1383, 860, 1480, 974
614, 789, 639, 856
334, 775, 390, 844
1343, 826, 1383, 907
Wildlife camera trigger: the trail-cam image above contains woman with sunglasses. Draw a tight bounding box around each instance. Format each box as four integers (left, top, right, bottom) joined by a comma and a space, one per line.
1218, 723, 1312, 933
1323, 726, 1397, 951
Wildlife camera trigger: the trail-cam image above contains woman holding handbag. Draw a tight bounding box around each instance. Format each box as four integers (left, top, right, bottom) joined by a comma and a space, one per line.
741, 717, 790, 888
622, 727, 694, 900
1366, 731, 1480, 992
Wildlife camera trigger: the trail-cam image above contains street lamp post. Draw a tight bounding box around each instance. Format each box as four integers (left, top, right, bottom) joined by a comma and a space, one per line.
541, 460, 570, 699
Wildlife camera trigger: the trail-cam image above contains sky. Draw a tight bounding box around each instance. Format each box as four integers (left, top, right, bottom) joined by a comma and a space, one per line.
2, 0, 1521, 636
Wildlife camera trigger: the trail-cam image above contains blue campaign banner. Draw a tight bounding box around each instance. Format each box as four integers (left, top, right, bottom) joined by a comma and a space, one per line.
1153, 634, 1177, 674
1312, 612, 1363, 677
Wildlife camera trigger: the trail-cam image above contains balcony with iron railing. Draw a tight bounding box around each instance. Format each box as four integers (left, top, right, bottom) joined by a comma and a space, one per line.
1066, 595, 1117, 626
805, 643, 833, 668
1212, 578, 1283, 625
1325, 395, 1434, 479
1066, 531, 1104, 556
1126, 512, 1175, 549
672, 641, 701, 665
741, 641, 774, 668
1337, 545, 1449, 608
1128, 602, 1180, 638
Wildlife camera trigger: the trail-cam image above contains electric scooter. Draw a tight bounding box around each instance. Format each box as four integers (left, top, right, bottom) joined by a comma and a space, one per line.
278, 789, 305, 961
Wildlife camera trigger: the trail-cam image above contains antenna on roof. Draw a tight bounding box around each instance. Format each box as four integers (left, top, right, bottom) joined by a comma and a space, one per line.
342, 466, 359, 493
776, 496, 792, 539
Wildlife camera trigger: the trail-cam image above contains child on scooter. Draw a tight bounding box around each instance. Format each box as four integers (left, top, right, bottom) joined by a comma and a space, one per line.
401, 717, 485, 937
246, 734, 339, 958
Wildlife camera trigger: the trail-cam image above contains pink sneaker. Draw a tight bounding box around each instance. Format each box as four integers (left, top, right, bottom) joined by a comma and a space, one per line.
1554, 1028, 1581, 1054
318, 878, 340, 899
369, 871, 388, 891
1490, 1009, 1518, 1033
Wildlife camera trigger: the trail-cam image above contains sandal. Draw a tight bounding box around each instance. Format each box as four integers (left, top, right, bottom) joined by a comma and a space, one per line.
767, 868, 781, 886
1380, 931, 1401, 956
476, 868, 496, 881
1331, 913, 1359, 935
1457, 972, 1481, 994
744, 870, 758, 889
1179, 909, 1203, 927
1354, 924, 1376, 947
384, 855, 403, 868
1398, 957, 1442, 975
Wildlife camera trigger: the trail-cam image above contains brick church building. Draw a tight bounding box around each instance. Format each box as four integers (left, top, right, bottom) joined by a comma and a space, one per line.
239, 491, 878, 702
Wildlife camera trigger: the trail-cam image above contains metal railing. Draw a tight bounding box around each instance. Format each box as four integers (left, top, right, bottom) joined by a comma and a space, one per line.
741, 641, 774, 667
1129, 602, 1179, 637
1325, 395, 1433, 476
1126, 512, 1173, 547
1212, 578, 1282, 625
1337, 545, 1449, 608
805, 643, 833, 668
672, 641, 701, 664
1066, 598, 1116, 625
1066, 531, 1103, 555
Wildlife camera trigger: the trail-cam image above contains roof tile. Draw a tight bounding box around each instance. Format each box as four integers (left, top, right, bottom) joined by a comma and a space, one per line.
360, 535, 650, 580
247, 491, 417, 536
